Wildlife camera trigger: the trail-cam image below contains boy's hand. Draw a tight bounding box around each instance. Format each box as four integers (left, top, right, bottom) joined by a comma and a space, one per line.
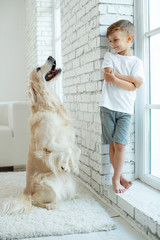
104, 67, 115, 83
104, 71, 115, 83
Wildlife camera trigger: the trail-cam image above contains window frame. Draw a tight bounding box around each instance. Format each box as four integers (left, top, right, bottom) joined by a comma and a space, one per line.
134, 0, 160, 190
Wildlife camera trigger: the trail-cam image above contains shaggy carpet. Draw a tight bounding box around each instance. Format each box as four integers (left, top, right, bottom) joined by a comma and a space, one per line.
0, 172, 116, 239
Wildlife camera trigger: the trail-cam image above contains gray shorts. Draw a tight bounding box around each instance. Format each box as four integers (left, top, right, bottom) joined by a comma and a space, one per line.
100, 107, 132, 145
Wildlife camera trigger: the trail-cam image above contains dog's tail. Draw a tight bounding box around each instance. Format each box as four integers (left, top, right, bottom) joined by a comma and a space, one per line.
1, 194, 32, 215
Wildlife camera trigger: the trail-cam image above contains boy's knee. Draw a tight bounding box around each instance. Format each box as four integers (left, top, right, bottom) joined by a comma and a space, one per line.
114, 142, 125, 152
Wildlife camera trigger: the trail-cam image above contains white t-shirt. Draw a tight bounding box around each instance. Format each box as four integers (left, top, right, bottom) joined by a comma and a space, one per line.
99, 52, 144, 114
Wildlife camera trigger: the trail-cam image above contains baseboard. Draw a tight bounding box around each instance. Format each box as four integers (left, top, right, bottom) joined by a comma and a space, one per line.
0, 166, 14, 172
14, 165, 26, 171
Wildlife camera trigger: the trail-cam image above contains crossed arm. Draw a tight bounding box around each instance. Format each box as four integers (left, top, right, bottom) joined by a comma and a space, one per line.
104, 68, 143, 91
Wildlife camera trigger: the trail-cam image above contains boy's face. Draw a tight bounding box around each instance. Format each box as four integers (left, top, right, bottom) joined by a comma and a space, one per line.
108, 30, 133, 55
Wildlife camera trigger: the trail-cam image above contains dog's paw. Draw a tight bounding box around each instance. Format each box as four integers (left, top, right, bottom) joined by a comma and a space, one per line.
60, 159, 71, 172
45, 203, 58, 210
61, 164, 71, 173
43, 147, 52, 154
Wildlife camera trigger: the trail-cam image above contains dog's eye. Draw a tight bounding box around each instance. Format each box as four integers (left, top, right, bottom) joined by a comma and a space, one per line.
36, 67, 41, 72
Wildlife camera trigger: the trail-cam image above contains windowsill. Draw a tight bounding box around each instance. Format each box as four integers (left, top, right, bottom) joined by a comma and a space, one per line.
102, 180, 160, 238
81, 177, 160, 239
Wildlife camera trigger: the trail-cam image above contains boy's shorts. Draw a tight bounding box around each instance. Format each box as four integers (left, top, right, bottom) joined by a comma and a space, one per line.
100, 107, 132, 145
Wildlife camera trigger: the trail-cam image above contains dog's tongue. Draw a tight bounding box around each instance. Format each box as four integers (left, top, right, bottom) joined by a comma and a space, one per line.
50, 68, 61, 74
50, 69, 56, 74
47, 68, 62, 79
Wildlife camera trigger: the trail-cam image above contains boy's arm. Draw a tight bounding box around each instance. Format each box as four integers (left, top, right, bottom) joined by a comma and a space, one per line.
104, 70, 136, 91
114, 73, 143, 88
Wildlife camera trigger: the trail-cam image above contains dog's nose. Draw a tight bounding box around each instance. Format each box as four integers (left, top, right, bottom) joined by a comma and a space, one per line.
48, 56, 53, 61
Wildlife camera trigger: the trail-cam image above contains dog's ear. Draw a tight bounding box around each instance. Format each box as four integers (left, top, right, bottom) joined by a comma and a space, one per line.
28, 82, 38, 104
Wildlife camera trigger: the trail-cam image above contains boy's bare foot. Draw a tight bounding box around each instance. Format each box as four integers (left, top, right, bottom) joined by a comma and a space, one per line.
112, 177, 126, 193
120, 175, 133, 189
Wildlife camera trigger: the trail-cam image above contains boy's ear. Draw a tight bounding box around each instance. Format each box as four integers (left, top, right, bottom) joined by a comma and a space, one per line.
128, 34, 134, 43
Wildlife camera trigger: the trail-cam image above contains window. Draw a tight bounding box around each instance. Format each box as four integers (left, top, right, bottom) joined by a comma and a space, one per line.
135, 0, 160, 190
52, 0, 63, 102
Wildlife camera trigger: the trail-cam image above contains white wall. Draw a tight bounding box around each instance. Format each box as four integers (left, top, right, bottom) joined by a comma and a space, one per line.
0, 0, 26, 102
0, 0, 54, 102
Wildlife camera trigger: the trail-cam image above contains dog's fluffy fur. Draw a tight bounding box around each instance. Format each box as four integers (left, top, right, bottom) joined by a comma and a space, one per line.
2, 57, 81, 214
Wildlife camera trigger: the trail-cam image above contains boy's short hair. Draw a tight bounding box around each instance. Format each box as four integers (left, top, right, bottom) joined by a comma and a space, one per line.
106, 20, 135, 38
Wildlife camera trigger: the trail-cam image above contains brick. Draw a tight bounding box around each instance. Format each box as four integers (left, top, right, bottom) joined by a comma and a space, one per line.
108, 5, 118, 14
122, 172, 135, 181
83, 62, 94, 74
79, 103, 87, 112
123, 162, 134, 173
84, 112, 94, 122
112, 202, 128, 218
118, 197, 135, 217
100, 154, 110, 164
85, 140, 96, 151
118, 5, 133, 15
148, 218, 157, 235
101, 174, 112, 185
99, 4, 107, 14
100, 26, 108, 36
90, 159, 99, 171
126, 142, 135, 153
135, 208, 149, 227
135, 208, 158, 235
87, 103, 94, 112
101, 144, 109, 154
104, 186, 117, 204
82, 164, 91, 176
91, 179, 100, 193
80, 170, 91, 185
77, 7, 85, 19
85, 1, 96, 13
80, 73, 90, 83
99, 163, 113, 174
92, 169, 102, 185
100, 14, 117, 25
157, 224, 160, 238
86, 82, 97, 92
91, 151, 101, 163
78, 84, 86, 93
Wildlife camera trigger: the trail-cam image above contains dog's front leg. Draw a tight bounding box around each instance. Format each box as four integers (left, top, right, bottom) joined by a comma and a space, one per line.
59, 148, 72, 172
68, 145, 81, 174
38, 142, 73, 173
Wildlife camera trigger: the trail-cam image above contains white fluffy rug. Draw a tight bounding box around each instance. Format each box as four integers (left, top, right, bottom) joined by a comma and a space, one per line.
0, 172, 116, 239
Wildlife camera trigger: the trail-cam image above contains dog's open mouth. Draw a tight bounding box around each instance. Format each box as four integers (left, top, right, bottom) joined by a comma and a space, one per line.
45, 63, 62, 81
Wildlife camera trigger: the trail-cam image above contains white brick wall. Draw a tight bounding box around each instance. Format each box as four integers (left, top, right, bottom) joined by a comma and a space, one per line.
61, 0, 135, 193
61, 0, 102, 189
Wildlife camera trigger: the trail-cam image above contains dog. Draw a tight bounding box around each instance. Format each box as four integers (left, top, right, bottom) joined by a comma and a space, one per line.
2, 56, 81, 214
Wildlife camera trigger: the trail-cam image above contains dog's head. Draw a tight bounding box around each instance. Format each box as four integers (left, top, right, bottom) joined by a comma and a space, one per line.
28, 56, 62, 105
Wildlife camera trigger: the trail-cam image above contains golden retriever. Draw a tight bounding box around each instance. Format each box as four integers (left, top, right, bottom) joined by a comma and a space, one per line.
2, 56, 81, 214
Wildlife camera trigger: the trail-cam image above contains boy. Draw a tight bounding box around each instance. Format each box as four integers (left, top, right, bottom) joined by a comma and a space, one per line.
99, 20, 144, 193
